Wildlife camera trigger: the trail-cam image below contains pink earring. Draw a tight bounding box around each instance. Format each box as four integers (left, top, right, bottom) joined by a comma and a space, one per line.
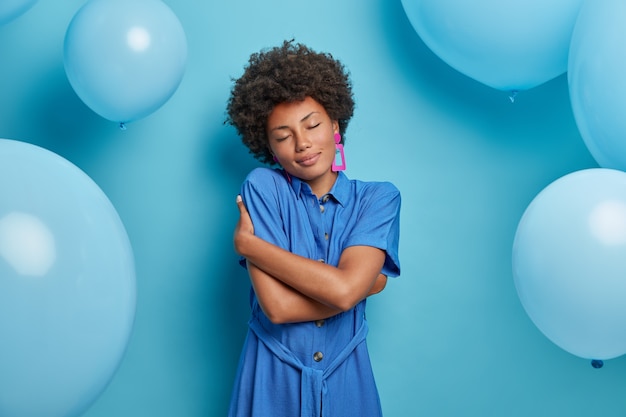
331, 132, 346, 172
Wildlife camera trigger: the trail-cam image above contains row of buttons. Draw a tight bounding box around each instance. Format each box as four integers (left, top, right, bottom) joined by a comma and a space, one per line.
313, 194, 331, 363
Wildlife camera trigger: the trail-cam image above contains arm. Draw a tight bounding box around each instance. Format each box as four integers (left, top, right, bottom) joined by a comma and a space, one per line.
247, 262, 343, 323
235, 195, 386, 313
233, 192, 342, 323
370, 274, 387, 295
248, 262, 387, 324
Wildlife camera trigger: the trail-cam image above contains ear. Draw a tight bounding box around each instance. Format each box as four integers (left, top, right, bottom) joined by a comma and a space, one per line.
332, 120, 340, 134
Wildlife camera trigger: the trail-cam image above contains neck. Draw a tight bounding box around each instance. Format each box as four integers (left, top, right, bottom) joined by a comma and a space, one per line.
307, 171, 338, 197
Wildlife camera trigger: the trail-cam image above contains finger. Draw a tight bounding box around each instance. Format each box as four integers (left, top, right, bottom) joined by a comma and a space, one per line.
236, 195, 247, 214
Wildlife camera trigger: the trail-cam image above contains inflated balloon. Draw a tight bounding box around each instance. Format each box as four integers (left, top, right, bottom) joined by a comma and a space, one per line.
569, 0, 626, 171
513, 168, 626, 360
0, 139, 136, 417
64, 0, 187, 126
0, 0, 37, 25
401, 0, 584, 92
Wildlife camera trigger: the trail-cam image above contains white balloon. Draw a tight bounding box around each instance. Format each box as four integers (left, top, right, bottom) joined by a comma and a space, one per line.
513, 169, 626, 360
401, 0, 584, 91
568, 0, 626, 171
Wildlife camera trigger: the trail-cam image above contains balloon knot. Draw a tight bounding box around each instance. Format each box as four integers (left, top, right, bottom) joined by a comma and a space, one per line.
509, 90, 518, 103
119, 122, 127, 131
591, 359, 604, 369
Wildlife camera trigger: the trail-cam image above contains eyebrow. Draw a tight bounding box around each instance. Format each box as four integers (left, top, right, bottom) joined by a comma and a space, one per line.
269, 111, 319, 132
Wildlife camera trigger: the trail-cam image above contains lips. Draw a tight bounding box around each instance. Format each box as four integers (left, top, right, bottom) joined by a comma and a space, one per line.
296, 152, 321, 166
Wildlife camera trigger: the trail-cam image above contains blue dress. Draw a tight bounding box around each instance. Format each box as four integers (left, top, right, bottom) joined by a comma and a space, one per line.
228, 168, 401, 417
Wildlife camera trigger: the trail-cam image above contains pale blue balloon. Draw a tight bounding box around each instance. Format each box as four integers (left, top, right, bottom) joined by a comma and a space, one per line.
401, 0, 584, 91
64, 0, 187, 124
0, 0, 37, 25
0, 139, 136, 417
513, 168, 626, 360
568, 0, 626, 171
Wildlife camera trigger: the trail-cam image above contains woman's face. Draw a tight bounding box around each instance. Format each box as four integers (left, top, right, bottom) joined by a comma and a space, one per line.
266, 96, 339, 196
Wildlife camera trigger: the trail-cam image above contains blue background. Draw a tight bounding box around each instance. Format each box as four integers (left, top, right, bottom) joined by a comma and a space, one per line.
1, 0, 626, 416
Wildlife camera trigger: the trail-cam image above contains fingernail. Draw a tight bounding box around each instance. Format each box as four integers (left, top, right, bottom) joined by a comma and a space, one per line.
236, 195, 242, 203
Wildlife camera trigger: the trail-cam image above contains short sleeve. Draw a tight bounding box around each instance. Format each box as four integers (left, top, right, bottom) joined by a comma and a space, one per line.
238, 168, 291, 268
344, 183, 401, 277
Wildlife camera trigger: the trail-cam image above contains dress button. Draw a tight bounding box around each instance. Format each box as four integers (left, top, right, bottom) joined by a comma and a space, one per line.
315, 319, 325, 327
324, 232, 329, 240
320, 205, 325, 213
313, 351, 324, 362
322, 195, 330, 203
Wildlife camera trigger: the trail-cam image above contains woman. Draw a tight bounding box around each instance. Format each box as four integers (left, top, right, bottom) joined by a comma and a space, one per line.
227, 40, 401, 417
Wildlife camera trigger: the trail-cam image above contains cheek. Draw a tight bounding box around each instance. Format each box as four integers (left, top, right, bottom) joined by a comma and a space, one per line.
268, 140, 281, 153
271, 143, 290, 160
322, 133, 336, 148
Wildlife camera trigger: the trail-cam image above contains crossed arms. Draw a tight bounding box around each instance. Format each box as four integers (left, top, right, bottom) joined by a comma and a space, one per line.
234, 196, 387, 324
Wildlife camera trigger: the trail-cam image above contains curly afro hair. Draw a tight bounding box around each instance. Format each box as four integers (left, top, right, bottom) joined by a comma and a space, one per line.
226, 40, 355, 165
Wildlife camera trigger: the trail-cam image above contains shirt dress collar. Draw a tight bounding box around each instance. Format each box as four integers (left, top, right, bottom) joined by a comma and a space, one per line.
286, 170, 349, 207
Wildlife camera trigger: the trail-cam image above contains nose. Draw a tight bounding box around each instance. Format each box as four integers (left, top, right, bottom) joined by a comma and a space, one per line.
294, 132, 311, 152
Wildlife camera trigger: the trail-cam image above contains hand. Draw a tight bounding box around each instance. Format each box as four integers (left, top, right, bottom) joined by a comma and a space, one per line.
234, 195, 254, 255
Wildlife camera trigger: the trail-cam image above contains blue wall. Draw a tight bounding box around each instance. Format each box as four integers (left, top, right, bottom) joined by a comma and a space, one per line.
1, 0, 626, 416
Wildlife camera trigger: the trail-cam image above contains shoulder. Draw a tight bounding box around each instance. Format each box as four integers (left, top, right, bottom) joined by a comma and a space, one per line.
353, 178, 401, 201
244, 167, 285, 185
241, 167, 293, 203
243, 167, 291, 192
